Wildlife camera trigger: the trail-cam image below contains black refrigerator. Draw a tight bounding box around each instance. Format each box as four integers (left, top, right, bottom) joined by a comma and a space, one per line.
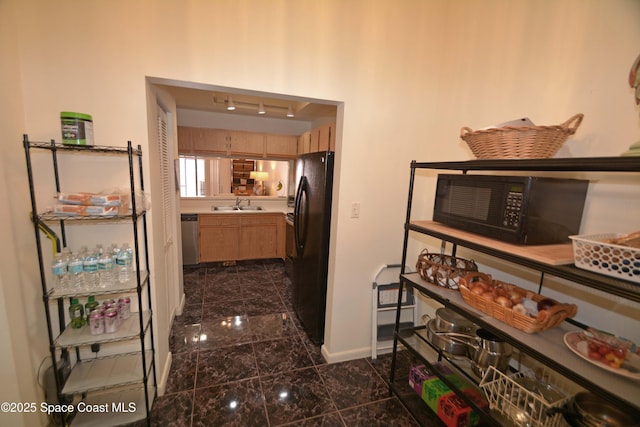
293, 151, 335, 345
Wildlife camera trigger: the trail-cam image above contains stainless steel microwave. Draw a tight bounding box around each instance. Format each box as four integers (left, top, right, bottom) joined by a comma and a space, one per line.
433, 174, 589, 245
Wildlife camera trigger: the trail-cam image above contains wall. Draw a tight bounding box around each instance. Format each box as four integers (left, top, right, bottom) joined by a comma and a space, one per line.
1, 1, 639, 424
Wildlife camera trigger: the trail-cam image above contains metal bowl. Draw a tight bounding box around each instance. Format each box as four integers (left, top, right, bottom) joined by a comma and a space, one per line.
426, 318, 475, 356
434, 307, 477, 333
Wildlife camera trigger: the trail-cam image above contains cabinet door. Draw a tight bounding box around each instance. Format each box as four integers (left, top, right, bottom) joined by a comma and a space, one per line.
318, 124, 330, 152
177, 126, 193, 154
193, 128, 228, 155
239, 215, 282, 259
229, 131, 265, 157
297, 132, 311, 155
265, 134, 297, 158
199, 215, 239, 262
309, 129, 320, 153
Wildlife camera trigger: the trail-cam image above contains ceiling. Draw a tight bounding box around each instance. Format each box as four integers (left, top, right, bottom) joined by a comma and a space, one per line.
158, 85, 337, 122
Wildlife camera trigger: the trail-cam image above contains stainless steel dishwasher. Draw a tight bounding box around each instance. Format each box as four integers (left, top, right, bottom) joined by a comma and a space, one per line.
181, 214, 199, 265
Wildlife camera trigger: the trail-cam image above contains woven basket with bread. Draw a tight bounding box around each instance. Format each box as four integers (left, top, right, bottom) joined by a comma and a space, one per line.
459, 272, 577, 334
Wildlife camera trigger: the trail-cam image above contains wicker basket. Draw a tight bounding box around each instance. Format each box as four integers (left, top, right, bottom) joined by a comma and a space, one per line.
416, 250, 478, 290
459, 272, 577, 334
460, 114, 583, 159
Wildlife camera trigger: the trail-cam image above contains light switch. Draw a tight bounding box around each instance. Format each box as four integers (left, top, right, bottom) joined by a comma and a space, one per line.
351, 202, 361, 218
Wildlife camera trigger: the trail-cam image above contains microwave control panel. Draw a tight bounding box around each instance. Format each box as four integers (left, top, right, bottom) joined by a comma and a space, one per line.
502, 190, 524, 228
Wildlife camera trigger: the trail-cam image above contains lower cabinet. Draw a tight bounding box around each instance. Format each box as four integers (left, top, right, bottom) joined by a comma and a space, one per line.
199, 215, 239, 262
199, 213, 285, 262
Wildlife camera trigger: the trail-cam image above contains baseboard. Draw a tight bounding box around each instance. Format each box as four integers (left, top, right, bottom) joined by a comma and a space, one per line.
156, 352, 172, 397
321, 344, 371, 363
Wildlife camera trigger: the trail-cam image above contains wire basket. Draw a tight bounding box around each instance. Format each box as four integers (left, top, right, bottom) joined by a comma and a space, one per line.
460, 114, 583, 159
570, 233, 640, 284
416, 250, 478, 290
480, 366, 574, 427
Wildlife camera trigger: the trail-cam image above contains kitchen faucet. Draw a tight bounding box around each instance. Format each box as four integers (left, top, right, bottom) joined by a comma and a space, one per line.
235, 197, 246, 208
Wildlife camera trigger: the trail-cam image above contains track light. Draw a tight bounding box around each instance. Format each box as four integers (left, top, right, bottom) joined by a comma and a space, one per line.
258, 101, 266, 115
227, 96, 236, 111
286, 105, 295, 118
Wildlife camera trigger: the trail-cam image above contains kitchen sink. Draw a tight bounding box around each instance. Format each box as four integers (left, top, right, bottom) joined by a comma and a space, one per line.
213, 205, 264, 211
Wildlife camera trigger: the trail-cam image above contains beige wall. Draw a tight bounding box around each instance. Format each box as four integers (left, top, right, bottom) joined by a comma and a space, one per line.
2, 1, 639, 424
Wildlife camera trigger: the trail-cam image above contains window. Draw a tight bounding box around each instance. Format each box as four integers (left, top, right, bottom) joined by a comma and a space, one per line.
179, 155, 290, 198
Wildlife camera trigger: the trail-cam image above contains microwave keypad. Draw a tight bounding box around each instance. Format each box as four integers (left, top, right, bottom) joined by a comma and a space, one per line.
503, 191, 523, 228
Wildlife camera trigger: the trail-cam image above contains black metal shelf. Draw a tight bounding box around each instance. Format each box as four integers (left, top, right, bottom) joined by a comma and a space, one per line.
401, 272, 640, 413
391, 156, 640, 426
408, 221, 640, 303
26, 138, 142, 156
411, 156, 640, 172
23, 134, 156, 426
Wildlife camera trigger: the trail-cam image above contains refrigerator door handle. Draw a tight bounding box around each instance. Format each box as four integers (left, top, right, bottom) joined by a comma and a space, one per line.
294, 175, 309, 255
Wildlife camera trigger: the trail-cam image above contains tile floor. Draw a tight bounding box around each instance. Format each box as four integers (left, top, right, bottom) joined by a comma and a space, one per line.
145, 259, 425, 426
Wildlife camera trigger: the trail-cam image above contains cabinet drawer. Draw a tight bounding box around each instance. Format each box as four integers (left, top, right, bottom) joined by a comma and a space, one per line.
240, 214, 282, 226
199, 215, 239, 227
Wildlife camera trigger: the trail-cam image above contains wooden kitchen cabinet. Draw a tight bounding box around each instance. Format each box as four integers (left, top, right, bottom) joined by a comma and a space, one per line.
265, 134, 297, 158
228, 130, 265, 157
297, 131, 311, 155
177, 126, 193, 154
193, 128, 230, 155
239, 214, 285, 260
199, 214, 240, 262
199, 213, 285, 262
317, 122, 335, 152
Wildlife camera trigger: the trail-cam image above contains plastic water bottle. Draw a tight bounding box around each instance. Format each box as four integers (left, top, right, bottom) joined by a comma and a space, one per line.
117, 243, 133, 283
98, 245, 114, 288
68, 251, 85, 289
51, 252, 68, 289
83, 247, 99, 288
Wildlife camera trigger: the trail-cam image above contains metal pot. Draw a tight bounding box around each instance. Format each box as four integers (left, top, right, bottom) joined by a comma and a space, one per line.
469, 329, 513, 378
434, 307, 476, 333
562, 392, 639, 427
425, 319, 476, 356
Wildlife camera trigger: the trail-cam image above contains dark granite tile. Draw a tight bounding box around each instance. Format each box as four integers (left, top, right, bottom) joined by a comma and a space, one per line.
253, 335, 314, 375
205, 270, 239, 288
249, 312, 298, 341
237, 269, 273, 286
369, 350, 422, 386
241, 281, 281, 300
236, 259, 268, 272
169, 323, 201, 353
298, 329, 326, 366
164, 350, 197, 394
184, 288, 203, 306
196, 343, 258, 388
199, 315, 254, 350
261, 367, 336, 425
174, 303, 202, 325
339, 397, 421, 427
277, 411, 346, 426
148, 389, 193, 427
191, 378, 268, 427
205, 263, 238, 274
317, 359, 388, 410
203, 281, 243, 302
201, 299, 246, 321
243, 292, 287, 316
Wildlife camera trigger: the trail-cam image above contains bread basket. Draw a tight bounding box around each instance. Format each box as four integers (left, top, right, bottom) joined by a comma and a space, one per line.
459, 272, 577, 334
460, 114, 583, 159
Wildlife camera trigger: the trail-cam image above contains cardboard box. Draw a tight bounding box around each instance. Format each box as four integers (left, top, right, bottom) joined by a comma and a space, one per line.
408, 364, 487, 427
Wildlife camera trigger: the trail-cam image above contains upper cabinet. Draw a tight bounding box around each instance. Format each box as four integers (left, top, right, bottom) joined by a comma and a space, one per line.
178, 123, 335, 158
178, 126, 265, 157
297, 122, 336, 155
265, 134, 298, 158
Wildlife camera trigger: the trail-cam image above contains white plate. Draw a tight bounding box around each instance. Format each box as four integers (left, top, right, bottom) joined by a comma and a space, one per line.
563, 331, 640, 380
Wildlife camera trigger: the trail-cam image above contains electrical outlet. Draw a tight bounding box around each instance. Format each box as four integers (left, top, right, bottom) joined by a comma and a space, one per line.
351, 202, 361, 218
